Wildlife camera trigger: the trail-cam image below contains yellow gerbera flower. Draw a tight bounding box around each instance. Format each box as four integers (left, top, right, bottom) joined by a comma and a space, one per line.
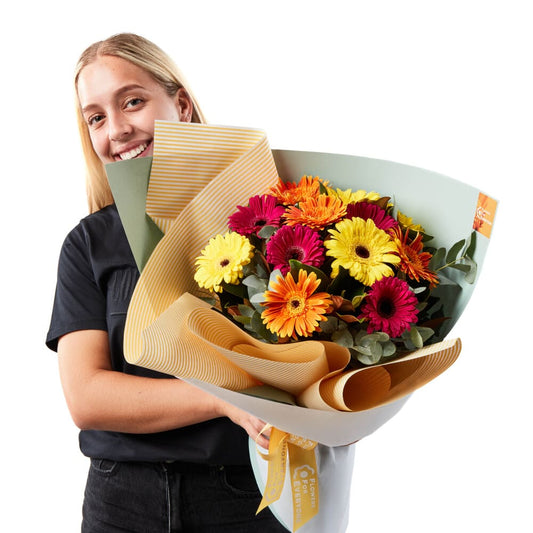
194, 232, 254, 293
397, 211, 425, 233
325, 218, 400, 285
283, 194, 347, 230
261, 270, 332, 339
326, 187, 380, 205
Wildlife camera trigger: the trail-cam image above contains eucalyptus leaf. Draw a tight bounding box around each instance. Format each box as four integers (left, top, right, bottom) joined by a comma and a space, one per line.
356, 350, 382, 365
382, 341, 397, 358
257, 225, 277, 239
320, 316, 340, 335
447, 263, 471, 273
237, 304, 255, 317
465, 230, 477, 259
416, 326, 435, 343
249, 292, 266, 312
242, 274, 268, 292
332, 328, 355, 348
409, 327, 423, 349
250, 311, 278, 342
446, 239, 466, 263
233, 315, 251, 326
429, 247, 446, 270
361, 332, 390, 344
464, 256, 477, 284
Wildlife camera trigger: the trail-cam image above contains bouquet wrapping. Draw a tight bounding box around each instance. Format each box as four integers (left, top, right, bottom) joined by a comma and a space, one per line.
105, 121, 496, 532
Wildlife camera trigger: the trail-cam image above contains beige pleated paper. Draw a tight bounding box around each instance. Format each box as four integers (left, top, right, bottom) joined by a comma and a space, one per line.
123, 121, 461, 420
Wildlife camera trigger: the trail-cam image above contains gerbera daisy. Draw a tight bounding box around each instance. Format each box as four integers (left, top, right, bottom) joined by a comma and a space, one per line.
266, 224, 325, 275
325, 217, 400, 285
270, 175, 323, 206
284, 194, 346, 230
359, 276, 419, 338
397, 211, 425, 233
261, 270, 332, 339
391, 227, 439, 287
228, 194, 286, 236
326, 187, 380, 205
194, 232, 254, 293
346, 201, 398, 232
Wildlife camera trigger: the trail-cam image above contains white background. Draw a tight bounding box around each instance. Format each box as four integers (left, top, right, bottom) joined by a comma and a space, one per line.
1, 1, 531, 531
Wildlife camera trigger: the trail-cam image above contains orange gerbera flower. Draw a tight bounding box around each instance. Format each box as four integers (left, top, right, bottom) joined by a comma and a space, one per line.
261, 270, 332, 339
270, 175, 323, 205
283, 194, 347, 230
392, 227, 439, 287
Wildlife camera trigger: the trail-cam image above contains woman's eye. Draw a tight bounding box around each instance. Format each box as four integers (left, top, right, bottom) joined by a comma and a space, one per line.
88, 114, 104, 127
125, 97, 143, 108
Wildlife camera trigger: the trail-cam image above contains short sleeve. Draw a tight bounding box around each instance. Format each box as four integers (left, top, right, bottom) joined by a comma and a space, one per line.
46, 225, 108, 351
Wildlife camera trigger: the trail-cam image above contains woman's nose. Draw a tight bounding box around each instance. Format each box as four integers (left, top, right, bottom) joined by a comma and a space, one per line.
108, 112, 133, 141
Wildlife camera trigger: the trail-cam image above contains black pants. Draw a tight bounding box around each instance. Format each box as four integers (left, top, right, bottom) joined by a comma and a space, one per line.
82, 459, 288, 532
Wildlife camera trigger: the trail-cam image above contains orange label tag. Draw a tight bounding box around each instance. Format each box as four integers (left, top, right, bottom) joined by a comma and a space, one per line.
473, 192, 497, 238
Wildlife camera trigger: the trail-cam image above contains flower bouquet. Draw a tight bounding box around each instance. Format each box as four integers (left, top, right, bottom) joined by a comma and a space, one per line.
194, 174, 477, 368
105, 121, 496, 532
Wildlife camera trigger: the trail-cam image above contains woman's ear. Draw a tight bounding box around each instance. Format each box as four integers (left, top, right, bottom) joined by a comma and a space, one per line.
175, 87, 194, 122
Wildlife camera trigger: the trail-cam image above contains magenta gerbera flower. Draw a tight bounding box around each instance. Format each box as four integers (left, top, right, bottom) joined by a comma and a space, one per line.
359, 276, 418, 338
346, 201, 398, 232
228, 194, 286, 236
266, 224, 325, 275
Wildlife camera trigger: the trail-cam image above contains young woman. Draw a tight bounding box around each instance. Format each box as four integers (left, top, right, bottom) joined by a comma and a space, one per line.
46, 33, 286, 532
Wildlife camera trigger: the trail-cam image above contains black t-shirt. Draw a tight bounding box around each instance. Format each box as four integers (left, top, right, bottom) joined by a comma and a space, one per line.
46, 204, 250, 464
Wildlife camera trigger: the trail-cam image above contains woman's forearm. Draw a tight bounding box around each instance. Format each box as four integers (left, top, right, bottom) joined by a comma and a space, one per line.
57, 329, 269, 446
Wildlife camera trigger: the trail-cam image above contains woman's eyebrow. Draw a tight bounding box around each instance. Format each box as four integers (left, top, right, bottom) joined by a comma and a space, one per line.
81, 84, 147, 114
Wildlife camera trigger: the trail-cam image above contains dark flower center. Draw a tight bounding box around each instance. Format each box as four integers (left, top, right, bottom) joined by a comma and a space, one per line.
290, 299, 301, 309
254, 218, 267, 227
355, 245, 370, 259
377, 298, 395, 318
219, 259, 230, 267
286, 246, 304, 262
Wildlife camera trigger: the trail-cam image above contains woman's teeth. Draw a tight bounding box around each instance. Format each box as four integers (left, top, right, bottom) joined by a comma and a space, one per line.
119, 143, 148, 161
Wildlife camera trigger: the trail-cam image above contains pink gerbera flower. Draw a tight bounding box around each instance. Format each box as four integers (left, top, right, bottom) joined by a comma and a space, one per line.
359, 276, 419, 337
228, 194, 286, 236
266, 224, 325, 274
346, 201, 398, 232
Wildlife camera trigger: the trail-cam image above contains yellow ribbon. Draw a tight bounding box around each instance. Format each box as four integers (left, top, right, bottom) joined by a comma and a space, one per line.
257, 426, 319, 531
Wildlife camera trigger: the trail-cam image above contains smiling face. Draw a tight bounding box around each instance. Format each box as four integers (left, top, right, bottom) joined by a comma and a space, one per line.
77, 55, 192, 165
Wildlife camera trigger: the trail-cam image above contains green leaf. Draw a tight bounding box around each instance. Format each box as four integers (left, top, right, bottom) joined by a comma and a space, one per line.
289, 260, 330, 292
332, 328, 355, 348
382, 341, 397, 358
409, 327, 423, 349
360, 332, 390, 344
249, 292, 266, 312
355, 349, 382, 365
463, 256, 478, 284
237, 304, 255, 317
447, 263, 472, 273
221, 282, 247, 298
446, 239, 466, 264
242, 274, 267, 292
233, 314, 251, 326
429, 247, 446, 270
465, 230, 477, 259
250, 311, 278, 342
257, 225, 277, 239
320, 316, 340, 335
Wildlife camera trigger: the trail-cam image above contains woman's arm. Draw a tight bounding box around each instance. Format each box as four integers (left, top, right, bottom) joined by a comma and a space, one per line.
57, 329, 270, 448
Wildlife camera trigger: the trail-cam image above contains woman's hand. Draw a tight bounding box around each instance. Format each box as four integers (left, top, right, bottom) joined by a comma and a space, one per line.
215, 399, 271, 450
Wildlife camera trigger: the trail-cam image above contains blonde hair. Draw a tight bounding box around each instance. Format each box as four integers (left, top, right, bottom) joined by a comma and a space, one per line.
74, 33, 206, 213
